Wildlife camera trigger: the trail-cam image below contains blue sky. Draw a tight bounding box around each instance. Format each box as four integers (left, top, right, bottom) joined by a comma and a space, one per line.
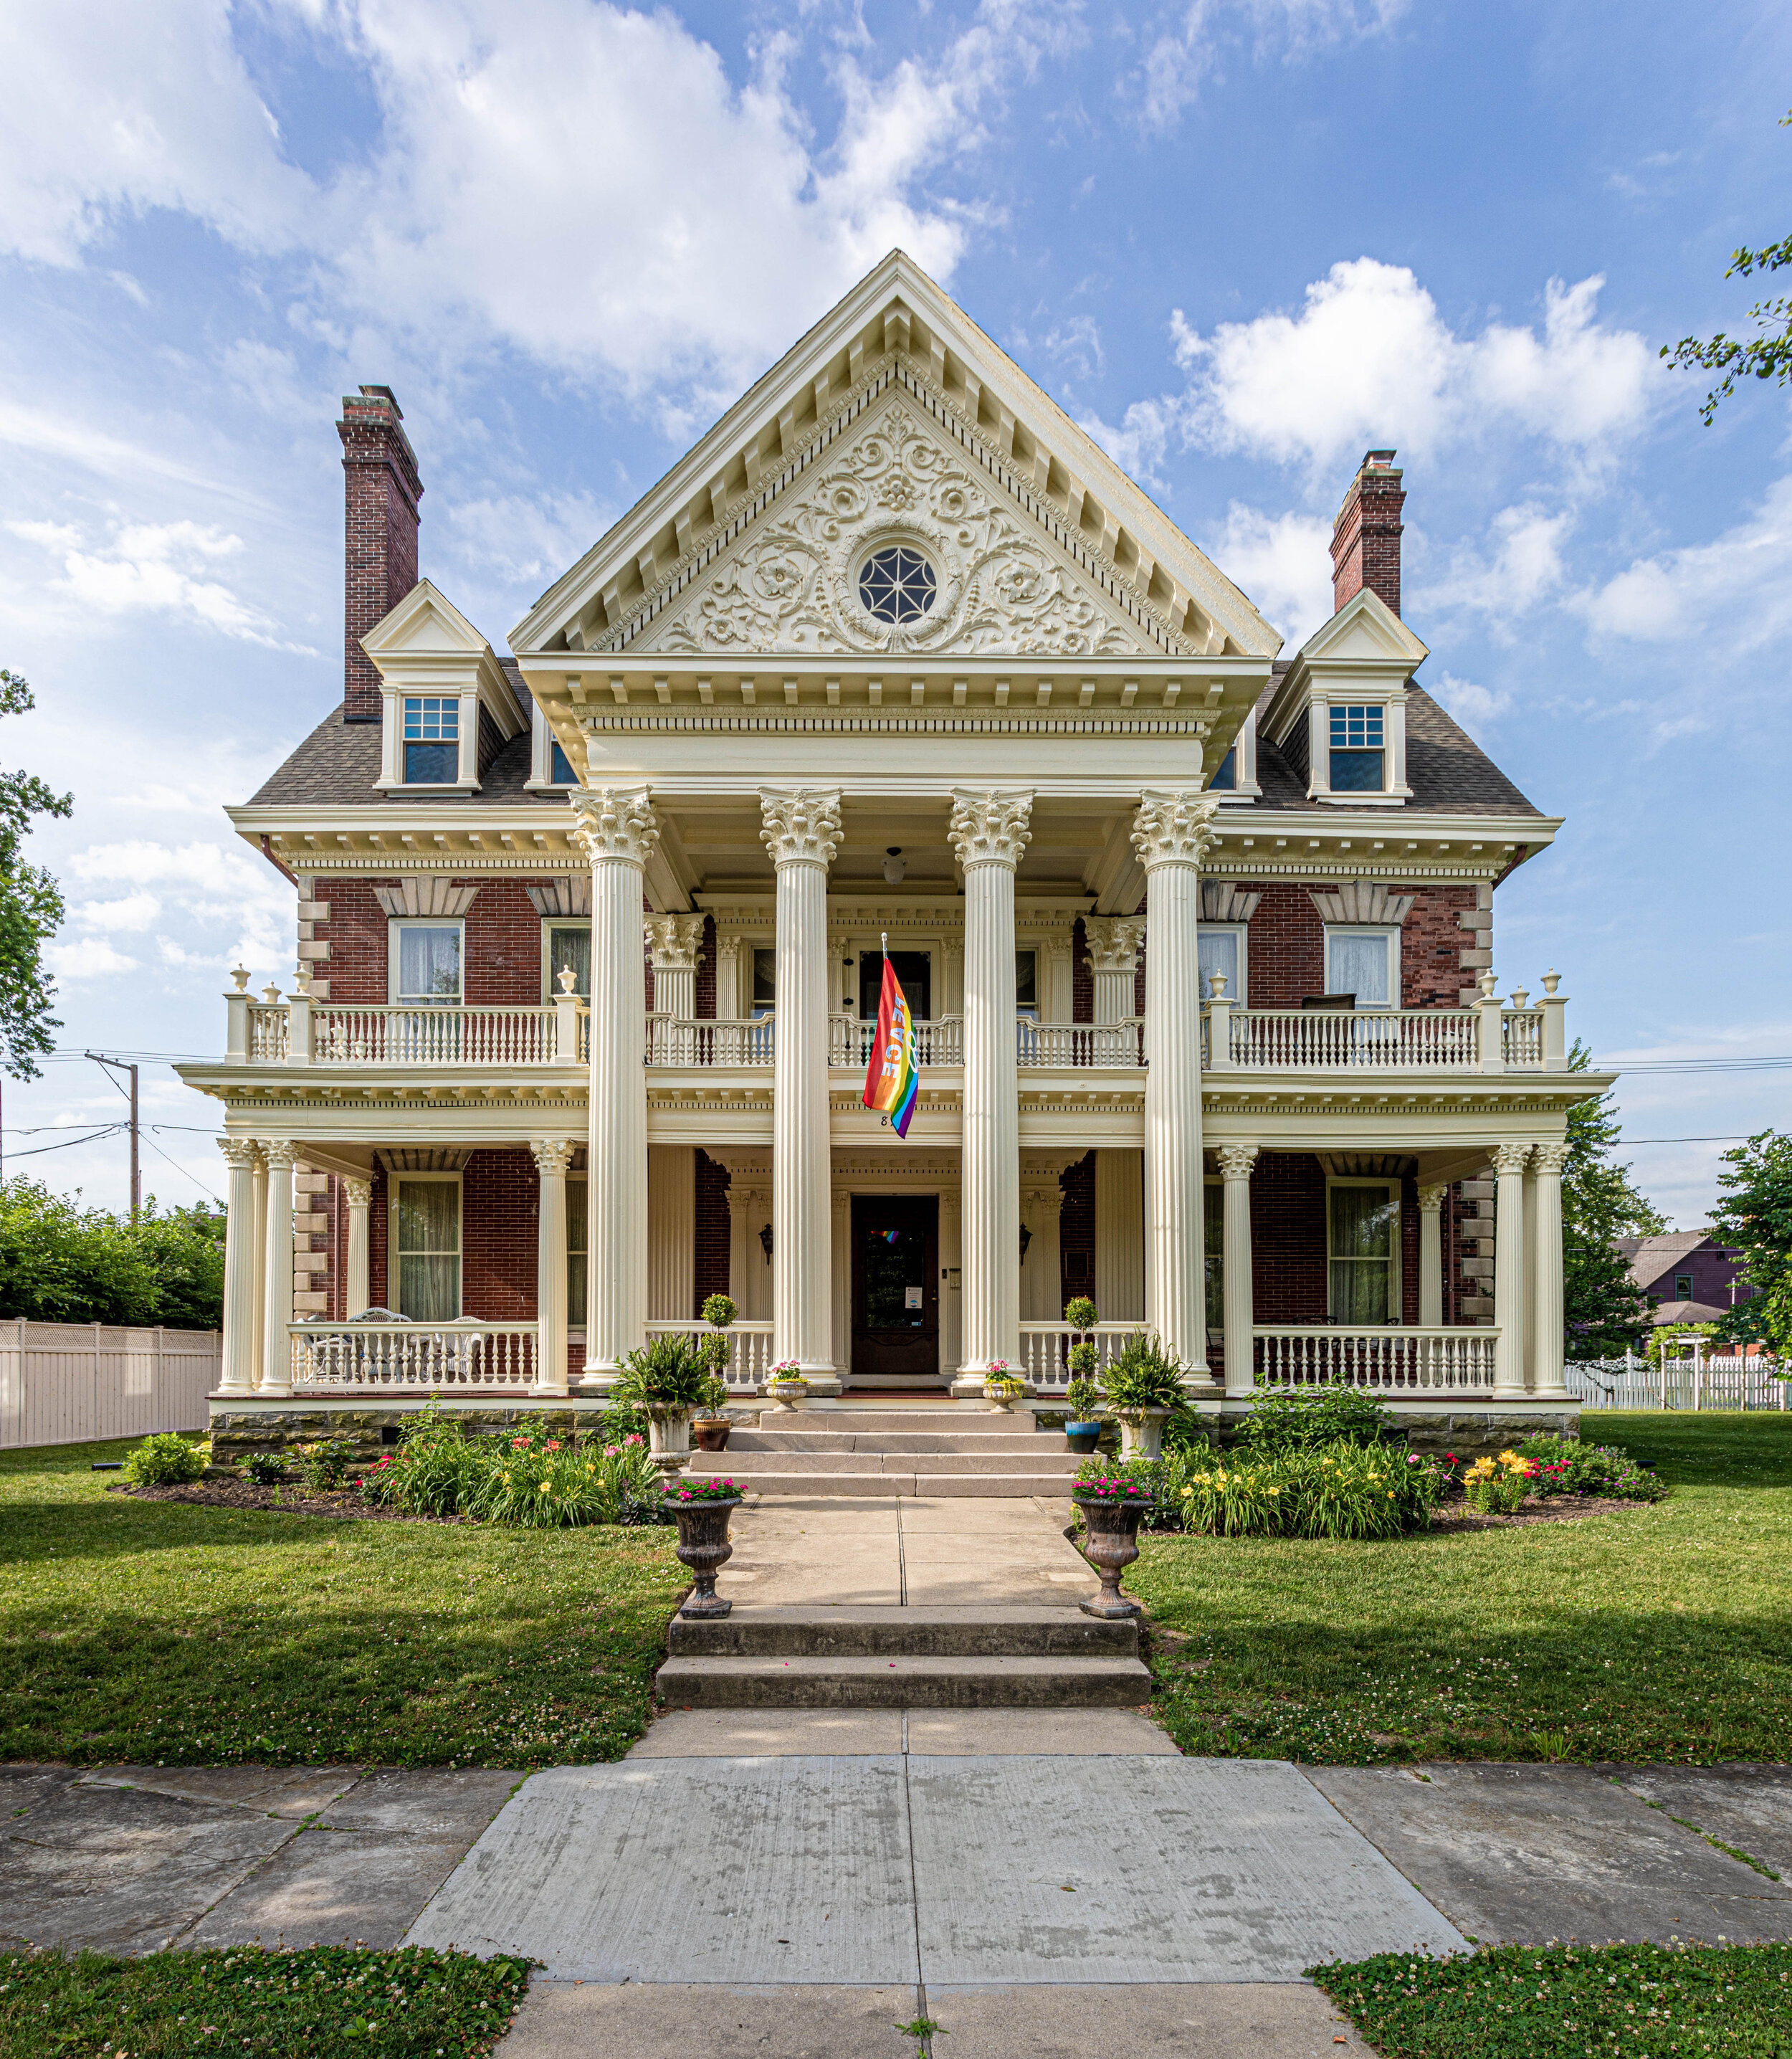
0, 0, 1788, 1225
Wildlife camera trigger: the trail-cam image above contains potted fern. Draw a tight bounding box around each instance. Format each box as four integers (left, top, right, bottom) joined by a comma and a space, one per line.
1102, 1333, 1185, 1460
615, 1333, 711, 1462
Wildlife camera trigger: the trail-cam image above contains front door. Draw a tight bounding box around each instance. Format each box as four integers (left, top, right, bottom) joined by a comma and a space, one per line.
850, 1194, 940, 1382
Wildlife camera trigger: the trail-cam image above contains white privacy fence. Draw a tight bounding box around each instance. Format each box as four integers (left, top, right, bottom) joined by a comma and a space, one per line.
1566, 1354, 1788, 1412
0, 1321, 221, 1448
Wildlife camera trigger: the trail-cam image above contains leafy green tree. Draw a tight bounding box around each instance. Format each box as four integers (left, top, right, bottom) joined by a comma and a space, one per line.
0, 670, 71, 1078
0, 1179, 224, 1327
1662, 109, 1792, 423
1560, 1042, 1667, 1359
1708, 1131, 1792, 1354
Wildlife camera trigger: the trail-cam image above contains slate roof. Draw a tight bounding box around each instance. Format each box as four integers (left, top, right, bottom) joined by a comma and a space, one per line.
247, 662, 1543, 819
1616, 1232, 1730, 1294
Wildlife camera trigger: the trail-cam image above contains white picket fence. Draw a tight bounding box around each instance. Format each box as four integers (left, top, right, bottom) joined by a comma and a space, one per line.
1566, 1351, 1788, 1412
0, 1320, 221, 1448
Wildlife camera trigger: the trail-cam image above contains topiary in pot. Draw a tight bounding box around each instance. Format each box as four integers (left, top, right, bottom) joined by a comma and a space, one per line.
1064, 1295, 1099, 1333
1064, 1375, 1105, 1452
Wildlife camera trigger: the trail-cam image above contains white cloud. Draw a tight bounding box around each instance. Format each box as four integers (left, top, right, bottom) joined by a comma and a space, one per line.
1163, 260, 1655, 474
74, 891, 163, 933
1135, 0, 1407, 133
46, 938, 138, 979
1574, 474, 1792, 657
7, 516, 297, 646
1426, 670, 1510, 737
1421, 503, 1571, 628
1199, 503, 1334, 647
442, 491, 616, 595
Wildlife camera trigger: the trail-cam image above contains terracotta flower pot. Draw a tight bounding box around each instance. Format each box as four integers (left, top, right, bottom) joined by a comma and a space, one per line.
692, 1420, 732, 1452
1073, 1495, 1150, 1619
672, 1497, 742, 1617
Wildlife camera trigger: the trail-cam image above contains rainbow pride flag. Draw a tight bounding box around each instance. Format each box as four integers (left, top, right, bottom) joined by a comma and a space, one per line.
863, 954, 919, 1138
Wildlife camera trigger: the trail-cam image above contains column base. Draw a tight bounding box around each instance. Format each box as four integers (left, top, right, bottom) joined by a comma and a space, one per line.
950, 1371, 988, 1402
576, 1367, 621, 1398
256, 1382, 292, 1400
530, 1382, 571, 1399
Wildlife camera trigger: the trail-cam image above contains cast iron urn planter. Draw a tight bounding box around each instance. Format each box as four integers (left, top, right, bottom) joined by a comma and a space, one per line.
1072, 1494, 1150, 1619
672, 1496, 743, 1617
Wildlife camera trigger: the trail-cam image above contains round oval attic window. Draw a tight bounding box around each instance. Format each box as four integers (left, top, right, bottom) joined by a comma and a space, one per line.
858, 544, 938, 624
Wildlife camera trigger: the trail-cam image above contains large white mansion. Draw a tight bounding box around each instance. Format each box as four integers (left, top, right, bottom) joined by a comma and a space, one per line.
182, 253, 1602, 1441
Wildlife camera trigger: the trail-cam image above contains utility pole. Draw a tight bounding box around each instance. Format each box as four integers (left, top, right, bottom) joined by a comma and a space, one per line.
85, 1052, 140, 1219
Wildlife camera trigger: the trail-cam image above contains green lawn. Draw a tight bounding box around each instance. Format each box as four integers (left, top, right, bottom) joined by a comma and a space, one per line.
1134, 1413, 1792, 1764
0, 1439, 685, 1769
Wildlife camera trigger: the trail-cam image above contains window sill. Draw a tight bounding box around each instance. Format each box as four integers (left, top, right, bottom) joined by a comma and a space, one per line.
1305, 789, 1410, 807
373, 780, 480, 797
523, 778, 581, 794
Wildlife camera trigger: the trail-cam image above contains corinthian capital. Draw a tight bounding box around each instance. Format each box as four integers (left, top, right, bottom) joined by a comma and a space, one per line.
759, 788, 843, 867
948, 789, 1033, 870
570, 786, 660, 865
530, 1138, 579, 1178
1085, 916, 1147, 975
1130, 790, 1220, 870
1216, 1144, 1259, 1183
644, 912, 705, 971
217, 1136, 261, 1171
1490, 1141, 1533, 1176
1530, 1141, 1571, 1175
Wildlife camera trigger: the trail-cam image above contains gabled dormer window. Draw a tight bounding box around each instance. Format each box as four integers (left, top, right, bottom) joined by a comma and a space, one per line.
1328, 705, 1384, 792
550, 741, 577, 784
1208, 748, 1236, 791
403, 697, 460, 784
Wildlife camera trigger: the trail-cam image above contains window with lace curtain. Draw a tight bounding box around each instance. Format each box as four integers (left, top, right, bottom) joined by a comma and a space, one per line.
1328, 1181, 1400, 1324
392, 1177, 461, 1321
567, 1178, 588, 1328
391, 921, 463, 1004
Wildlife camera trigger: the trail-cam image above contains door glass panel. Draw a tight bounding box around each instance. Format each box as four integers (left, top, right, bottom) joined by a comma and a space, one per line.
548, 923, 591, 1000
1326, 931, 1391, 1008
395, 1179, 460, 1320
863, 1222, 926, 1330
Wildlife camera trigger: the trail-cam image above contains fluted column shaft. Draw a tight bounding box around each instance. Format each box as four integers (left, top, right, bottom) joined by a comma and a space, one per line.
574, 787, 660, 1387
1529, 1143, 1569, 1397
531, 1140, 576, 1397
343, 1177, 372, 1319
950, 789, 1032, 1376
1417, 1184, 1447, 1328
761, 789, 842, 1376
1217, 1145, 1257, 1400
1133, 792, 1219, 1385
1492, 1143, 1530, 1397
259, 1140, 297, 1397
217, 1139, 260, 1394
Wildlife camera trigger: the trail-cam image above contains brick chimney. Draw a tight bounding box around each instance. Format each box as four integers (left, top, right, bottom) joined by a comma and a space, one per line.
338, 385, 422, 723
1329, 448, 1404, 618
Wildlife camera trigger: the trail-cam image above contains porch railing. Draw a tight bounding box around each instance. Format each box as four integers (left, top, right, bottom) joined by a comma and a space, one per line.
643, 1318, 776, 1392
647, 1016, 777, 1067
828, 1014, 963, 1067
1219, 1009, 1482, 1070
289, 1319, 539, 1391
313, 1007, 560, 1065
1253, 1325, 1498, 1392
1016, 1019, 1145, 1068
1016, 1321, 1148, 1394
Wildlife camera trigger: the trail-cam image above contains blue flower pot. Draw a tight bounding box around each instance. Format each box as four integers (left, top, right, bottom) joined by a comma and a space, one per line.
1065, 1422, 1102, 1454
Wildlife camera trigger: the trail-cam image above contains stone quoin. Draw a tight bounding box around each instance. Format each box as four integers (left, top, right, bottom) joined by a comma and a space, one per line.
179, 252, 1602, 1452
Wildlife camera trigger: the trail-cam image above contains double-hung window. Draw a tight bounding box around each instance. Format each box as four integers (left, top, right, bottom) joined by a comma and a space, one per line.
1328, 705, 1384, 793
1014, 950, 1038, 1020
751, 949, 777, 1019
1198, 926, 1247, 1002
545, 921, 591, 1001
402, 696, 460, 784
393, 921, 463, 1004
392, 1177, 461, 1321
1324, 927, 1398, 1010
1329, 1181, 1399, 1324
567, 1178, 588, 1328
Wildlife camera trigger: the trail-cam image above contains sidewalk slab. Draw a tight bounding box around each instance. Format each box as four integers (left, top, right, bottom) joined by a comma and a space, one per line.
1605, 1763, 1792, 1883
405, 1759, 920, 1984
908, 1756, 1462, 1982
905, 1711, 1176, 1756
627, 1709, 1176, 1757
497, 1982, 921, 2058
1310, 1763, 1792, 1945
75, 1764, 361, 1817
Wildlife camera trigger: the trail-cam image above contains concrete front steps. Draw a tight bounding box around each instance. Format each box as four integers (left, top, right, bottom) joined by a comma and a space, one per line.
659, 1607, 1150, 1709
687, 1407, 1081, 1498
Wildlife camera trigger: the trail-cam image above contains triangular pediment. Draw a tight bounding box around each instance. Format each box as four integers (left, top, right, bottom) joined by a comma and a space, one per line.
362, 579, 491, 659
509, 251, 1282, 664
632, 391, 1162, 661
1297, 586, 1429, 666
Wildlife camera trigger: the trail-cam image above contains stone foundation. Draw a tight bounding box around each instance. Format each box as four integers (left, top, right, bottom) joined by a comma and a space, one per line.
207, 1400, 615, 1465
1393, 1409, 1580, 1463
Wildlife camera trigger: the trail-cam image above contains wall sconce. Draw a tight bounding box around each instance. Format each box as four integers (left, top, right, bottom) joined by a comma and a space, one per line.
1019, 1222, 1034, 1263
759, 1222, 774, 1264
882, 846, 906, 885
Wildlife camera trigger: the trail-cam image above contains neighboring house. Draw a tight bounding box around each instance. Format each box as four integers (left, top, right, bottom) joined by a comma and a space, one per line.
1619, 1232, 1755, 1330
180, 253, 1602, 1445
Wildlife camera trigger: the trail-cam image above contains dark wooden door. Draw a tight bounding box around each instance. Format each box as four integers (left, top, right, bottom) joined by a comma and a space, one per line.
850, 1194, 940, 1381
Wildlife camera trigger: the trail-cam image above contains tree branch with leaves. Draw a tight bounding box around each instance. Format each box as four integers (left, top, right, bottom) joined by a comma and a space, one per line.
0, 670, 71, 1080
1662, 108, 1792, 423
1560, 1041, 1667, 1358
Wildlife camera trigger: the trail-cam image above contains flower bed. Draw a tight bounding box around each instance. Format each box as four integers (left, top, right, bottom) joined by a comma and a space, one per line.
1158, 1441, 1451, 1539
354, 1405, 666, 1527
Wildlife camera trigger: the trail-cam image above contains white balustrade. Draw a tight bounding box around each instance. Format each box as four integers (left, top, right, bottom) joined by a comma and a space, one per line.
1221, 1009, 1484, 1070
1016, 1321, 1148, 1393
289, 1320, 539, 1390
1015, 1019, 1146, 1068
826, 1014, 964, 1067
647, 1014, 778, 1067
643, 1318, 776, 1392
247, 1004, 290, 1060
1253, 1325, 1498, 1392
1500, 1009, 1546, 1067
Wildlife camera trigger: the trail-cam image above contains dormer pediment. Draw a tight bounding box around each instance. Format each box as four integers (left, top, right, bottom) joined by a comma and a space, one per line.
1264, 587, 1429, 747
361, 579, 524, 725
509, 250, 1282, 665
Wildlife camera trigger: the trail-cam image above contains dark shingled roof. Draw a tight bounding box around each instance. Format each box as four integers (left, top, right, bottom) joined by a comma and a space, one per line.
246, 662, 1543, 818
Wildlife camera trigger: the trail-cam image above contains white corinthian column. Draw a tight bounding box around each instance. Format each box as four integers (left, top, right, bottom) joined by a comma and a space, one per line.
949, 788, 1033, 1382
1131, 791, 1221, 1391
216, 1138, 260, 1394
572, 786, 660, 1392
760, 789, 843, 1384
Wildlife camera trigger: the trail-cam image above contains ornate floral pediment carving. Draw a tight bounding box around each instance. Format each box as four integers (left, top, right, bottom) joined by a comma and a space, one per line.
643, 400, 1155, 660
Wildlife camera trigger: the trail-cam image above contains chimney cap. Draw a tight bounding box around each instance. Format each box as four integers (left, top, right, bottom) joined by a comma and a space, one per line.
343, 384, 403, 418
1363, 448, 1398, 469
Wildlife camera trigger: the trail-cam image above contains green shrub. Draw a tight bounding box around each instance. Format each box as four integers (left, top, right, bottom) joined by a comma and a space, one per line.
295, 1437, 356, 1491
614, 1333, 711, 1411
121, 1432, 208, 1487
1237, 1384, 1396, 1453
1102, 1333, 1185, 1410
239, 1450, 288, 1486
1067, 1338, 1099, 1381
1065, 1377, 1104, 1418
0, 1178, 224, 1327
696, 1372, 730, 1416
1517, 1431, 1667, 1501
356, 1406, 663, 1527
1064, 1295, 1099, 1332
1173, 1440, 1447, 1540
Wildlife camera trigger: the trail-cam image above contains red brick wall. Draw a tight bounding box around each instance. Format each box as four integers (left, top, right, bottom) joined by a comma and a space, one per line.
463, 1149, 537, 1320
1398, 885, 1478, 1007
1250, 1152, 1328, 1324
695, 916, 717, 1020
1072, 918, 1091, 1024
313, 879, 391, 1004
338, 389, 421, 722
465, 882, 547, 1006
1201, 882, 1474, 1010
695, 1150, 730, 1305
368, 1164, 388, 1308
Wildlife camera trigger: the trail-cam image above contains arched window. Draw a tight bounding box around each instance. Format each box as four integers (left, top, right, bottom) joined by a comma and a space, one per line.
858, 545, 938, 624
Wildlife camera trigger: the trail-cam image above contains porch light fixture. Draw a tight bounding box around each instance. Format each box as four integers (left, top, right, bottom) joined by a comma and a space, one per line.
882, 847, 906, 885
1019, 1222, 1033, 1263
759, 1222, 773, 1264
